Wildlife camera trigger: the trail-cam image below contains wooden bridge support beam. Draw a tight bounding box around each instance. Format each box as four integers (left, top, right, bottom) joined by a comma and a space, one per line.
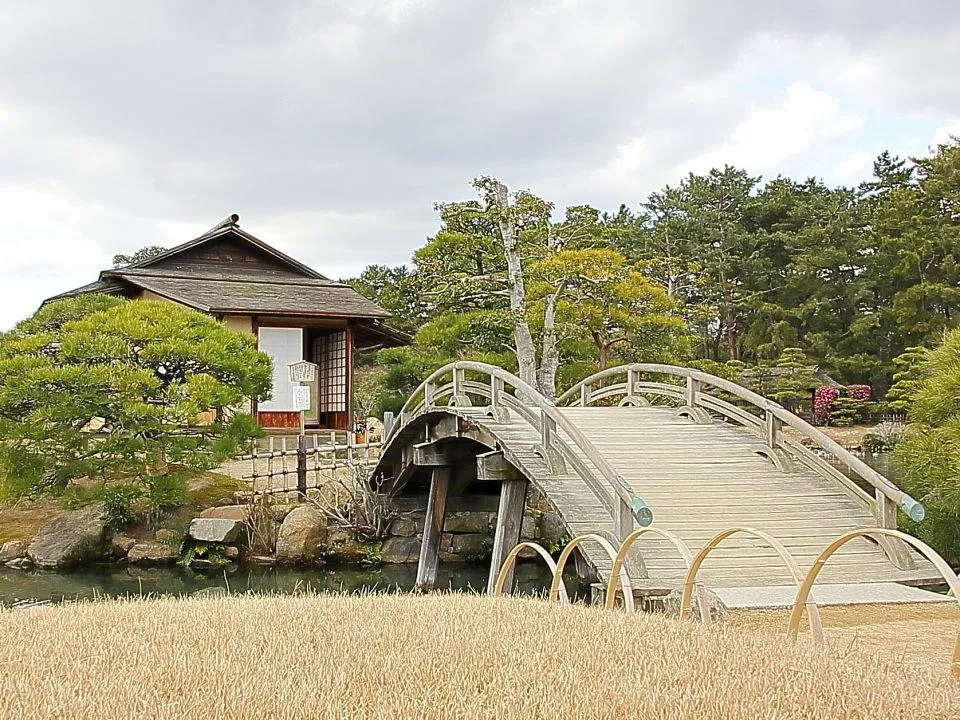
479, 451, 529, 595
415, 466, 450, 592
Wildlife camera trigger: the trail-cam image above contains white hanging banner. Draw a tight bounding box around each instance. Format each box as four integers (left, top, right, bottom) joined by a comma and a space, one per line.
292, 384, 312, 411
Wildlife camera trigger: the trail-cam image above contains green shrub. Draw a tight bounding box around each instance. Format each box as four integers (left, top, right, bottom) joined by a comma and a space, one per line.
0, 296, 271, 501
895, 329, 960, 564
829, 397, 864, 426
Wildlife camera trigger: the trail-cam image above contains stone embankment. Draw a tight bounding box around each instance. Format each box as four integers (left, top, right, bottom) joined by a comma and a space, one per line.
1, 487, 567, 571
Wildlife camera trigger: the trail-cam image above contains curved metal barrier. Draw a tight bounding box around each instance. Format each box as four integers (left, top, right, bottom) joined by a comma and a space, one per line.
786, 528, 960, 676
548, 534, 634, 612
492, 541, 569, 602
604, 527, 710, 622
557, 364, 925, 569
384, 361, 653, 542
491, 524, 960, 676
677, 526, 825, 644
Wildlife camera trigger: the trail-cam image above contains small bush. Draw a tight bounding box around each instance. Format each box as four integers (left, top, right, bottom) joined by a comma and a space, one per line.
861, 422, 907, 453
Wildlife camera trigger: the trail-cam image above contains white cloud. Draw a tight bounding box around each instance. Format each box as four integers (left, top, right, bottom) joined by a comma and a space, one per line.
677, 83, 864, 176
1, 1, 959, 329
826, 150, 874, 187
932, 120, 960, 147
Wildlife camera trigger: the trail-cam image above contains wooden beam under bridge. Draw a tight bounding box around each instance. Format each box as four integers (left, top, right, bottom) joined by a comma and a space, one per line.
479, 451, 529, 595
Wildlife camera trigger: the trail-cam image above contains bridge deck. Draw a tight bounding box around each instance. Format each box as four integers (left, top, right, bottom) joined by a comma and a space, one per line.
453, 404, 937, 592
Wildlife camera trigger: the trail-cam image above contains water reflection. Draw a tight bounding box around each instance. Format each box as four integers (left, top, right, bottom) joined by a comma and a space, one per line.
0, 562, 559, 607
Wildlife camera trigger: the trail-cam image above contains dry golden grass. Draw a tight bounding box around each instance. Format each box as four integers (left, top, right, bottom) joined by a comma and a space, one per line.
729, 602, 960, 671
1, 594, 958, 720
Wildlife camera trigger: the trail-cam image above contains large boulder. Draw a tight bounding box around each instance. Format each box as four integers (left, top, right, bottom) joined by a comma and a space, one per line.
275, 506, 328, 563
0, 540, 29, 563
538, 512, 567, 544
389, 516, 419, 537
199, 505, 252, 523
109, 534, 138, 556
127, 542, 179, 565
188, 518, 243, 544
381, 537, 421, 563
443, 512, 491, 534
27, 504, 108, 568
662, 587, 728, 623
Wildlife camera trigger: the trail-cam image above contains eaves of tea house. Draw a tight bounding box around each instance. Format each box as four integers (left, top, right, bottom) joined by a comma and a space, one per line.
43, 214, 407, 431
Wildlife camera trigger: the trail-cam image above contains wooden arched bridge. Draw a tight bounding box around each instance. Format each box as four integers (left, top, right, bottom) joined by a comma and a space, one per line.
372, 362, 939, 602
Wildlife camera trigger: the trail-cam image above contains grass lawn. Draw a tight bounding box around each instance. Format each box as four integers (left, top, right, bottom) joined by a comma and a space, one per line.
0, 498, 62, 544
1, 593, 957, 719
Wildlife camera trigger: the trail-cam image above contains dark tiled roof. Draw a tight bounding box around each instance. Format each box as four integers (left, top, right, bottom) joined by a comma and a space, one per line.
43, 279, 127, 304
40, 216, 396, 326
111, 270, 391, 319
123, 220, 328, 280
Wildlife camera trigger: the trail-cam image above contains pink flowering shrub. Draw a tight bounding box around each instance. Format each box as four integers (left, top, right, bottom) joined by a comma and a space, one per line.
813, 386, 838, 424
847, 384, 871, 402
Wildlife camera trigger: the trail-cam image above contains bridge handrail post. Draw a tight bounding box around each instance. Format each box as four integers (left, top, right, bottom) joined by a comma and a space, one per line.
764, 409, 781, 448
541, 412, 556, 452
685, 376, 700, 408
580, 382, 592, 407
490, 375, 504, 409
424, 380, 436, 408
626, 369, 636, 401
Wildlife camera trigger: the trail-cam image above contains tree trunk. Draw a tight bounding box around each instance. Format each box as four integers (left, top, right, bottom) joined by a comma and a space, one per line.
538, 285, 562, 400
593, 331, 611, 370
492, 181, 538, 394
725, 310, 738, 361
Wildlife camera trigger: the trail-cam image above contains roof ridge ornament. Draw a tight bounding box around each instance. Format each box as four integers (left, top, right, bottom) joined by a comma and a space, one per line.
202, 213, 240, 236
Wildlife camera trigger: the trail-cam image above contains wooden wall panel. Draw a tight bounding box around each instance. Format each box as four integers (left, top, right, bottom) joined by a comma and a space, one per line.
258, 411, 301, 430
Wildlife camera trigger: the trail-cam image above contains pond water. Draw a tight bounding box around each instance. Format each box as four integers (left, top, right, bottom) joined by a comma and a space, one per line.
0, 562, 557, 608
826, 451, 901, 485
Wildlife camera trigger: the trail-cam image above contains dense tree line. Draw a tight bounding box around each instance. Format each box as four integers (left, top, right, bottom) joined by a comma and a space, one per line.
349, 140, 960, 411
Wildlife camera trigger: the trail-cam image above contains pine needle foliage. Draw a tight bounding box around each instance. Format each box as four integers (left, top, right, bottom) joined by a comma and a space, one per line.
895, 329, 960, 563
0, 296, 272, 501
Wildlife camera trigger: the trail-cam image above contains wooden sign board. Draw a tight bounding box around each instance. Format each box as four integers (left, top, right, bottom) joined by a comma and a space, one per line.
288, 360, 318, 384
292, 385, 312, 411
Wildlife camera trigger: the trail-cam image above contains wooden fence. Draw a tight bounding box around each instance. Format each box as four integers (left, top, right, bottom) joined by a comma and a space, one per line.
240, 431, 383, 496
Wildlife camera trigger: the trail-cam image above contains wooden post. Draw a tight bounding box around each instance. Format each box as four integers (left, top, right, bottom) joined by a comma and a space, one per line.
487, 479, 528, 595
626, 369, 636, 400
490, 375, 503, 409
874, 488, 914, 570
415, 466, 451, 591
383, 411, 394, 439
614, 496, 633, 545
685, 376, 699, 408
477, 451, 528, 595
580, 382, 591, 407
764, 409, 781, 448
297, 431, 307, 497
541, 412, 556, 451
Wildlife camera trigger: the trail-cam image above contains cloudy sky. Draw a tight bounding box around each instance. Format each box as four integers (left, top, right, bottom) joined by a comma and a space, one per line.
1, 1, 958, 328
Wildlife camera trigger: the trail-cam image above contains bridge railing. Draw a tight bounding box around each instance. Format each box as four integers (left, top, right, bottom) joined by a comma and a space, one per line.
385, 361, 652, 541
556, 364, 925, 568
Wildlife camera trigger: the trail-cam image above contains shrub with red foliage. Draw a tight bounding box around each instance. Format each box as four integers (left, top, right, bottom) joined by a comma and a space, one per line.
847, 384, 872, 402
814, 386, 838, 424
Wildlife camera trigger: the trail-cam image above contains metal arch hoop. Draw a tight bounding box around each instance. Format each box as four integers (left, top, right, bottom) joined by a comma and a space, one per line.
549, 534, 635, 613
492, 542, 569, 603
788, 527, 960, 676
605, 527, 711, 623
679, 526, 825, 645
